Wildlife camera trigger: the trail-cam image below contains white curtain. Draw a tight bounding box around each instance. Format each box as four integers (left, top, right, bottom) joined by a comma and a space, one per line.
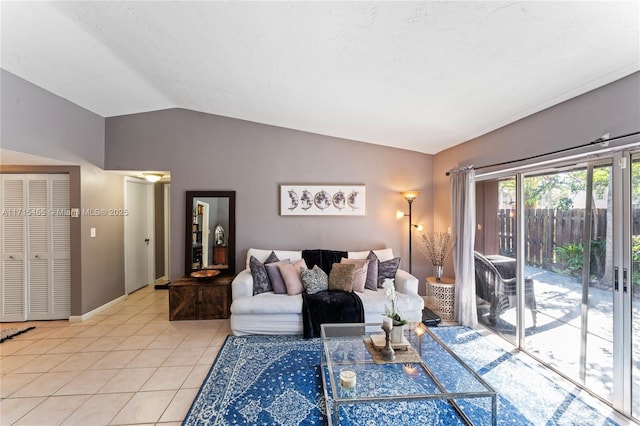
450, 167, 477, 327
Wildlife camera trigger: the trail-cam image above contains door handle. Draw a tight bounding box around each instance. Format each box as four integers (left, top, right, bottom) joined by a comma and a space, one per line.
144, 238, 150, 244
623, 268, 628, 293
614, 267, 619, 291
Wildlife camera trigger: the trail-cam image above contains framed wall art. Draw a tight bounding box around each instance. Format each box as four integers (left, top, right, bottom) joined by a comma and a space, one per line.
280, 185, 366, 216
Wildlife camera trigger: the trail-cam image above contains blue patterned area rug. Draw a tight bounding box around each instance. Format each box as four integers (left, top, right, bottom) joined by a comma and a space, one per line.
183, 327, 619, 426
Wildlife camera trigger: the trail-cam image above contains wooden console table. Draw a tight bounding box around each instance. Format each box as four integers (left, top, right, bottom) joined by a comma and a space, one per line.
169, 274, 233, 321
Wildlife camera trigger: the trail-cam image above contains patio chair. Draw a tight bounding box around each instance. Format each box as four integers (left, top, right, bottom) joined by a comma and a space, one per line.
474, 251, 537, 326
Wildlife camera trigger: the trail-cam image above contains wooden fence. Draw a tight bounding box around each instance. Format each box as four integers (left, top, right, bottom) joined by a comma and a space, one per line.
498, 209, 609, 265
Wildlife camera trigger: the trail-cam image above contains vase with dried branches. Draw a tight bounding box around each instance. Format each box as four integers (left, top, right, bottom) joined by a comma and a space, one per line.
416, 231, 455, 281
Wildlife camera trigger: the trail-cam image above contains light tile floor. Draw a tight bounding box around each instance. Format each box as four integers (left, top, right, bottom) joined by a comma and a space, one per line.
2, 285, 635, 425
1, 285, 228, 426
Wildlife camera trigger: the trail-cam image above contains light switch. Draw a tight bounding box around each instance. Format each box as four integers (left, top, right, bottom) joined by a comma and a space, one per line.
90, 228, 96, 238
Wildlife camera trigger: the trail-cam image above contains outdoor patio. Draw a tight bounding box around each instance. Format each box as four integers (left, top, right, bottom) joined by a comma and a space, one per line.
477, 264, 640, 411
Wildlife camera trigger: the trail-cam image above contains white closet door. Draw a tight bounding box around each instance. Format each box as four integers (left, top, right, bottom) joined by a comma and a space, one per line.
26, 175, 51, 320
50, 175, 70, 318
0, 174, 70, 322
0, 175, 27, 321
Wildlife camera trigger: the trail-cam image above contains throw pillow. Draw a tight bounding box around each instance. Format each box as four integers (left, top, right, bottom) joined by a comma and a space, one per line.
265, 259, 291, 294
249, 251, 280, 295
365, 251, 379, 291
377, 257, 401, 287
278, 258, 308, 295
301, 265, 328, 294
340, 258, 369, 293
328, 263, 355, 292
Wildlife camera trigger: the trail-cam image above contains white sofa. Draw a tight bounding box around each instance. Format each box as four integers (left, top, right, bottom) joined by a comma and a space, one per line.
230, 248, 425, 336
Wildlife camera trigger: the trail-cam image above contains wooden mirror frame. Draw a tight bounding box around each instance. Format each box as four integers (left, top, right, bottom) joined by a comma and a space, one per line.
185, 190, 236, 276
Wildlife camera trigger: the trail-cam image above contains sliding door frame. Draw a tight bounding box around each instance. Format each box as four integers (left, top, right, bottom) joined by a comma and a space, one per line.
476, 146, 639, 420
616, 150, 633, 417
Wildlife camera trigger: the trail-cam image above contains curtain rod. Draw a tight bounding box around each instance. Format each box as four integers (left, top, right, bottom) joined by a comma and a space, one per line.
445, 131, 640, 176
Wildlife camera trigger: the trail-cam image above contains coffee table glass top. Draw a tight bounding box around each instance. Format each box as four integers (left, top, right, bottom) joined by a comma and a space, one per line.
320, 322, 497, 425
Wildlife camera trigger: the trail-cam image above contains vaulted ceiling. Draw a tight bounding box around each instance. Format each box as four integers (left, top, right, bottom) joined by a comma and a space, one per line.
2, 1, 638, 154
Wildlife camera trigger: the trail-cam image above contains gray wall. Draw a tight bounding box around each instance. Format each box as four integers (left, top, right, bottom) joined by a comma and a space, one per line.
433, 71, 640, 278
105, 109, 435, 286
1, 69, 125, 315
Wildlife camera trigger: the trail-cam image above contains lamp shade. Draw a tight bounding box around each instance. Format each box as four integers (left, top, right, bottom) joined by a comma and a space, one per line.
402, 191, 420, 201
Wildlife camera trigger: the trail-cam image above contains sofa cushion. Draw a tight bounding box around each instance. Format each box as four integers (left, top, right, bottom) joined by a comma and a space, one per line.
340, 258, 369, 293
250, 252, 280, 295
355, 288, 424, 317
265, 259, 290, 294
377, 256, 401, 287
348, 248, 394, 262
301, 265, 329, 295
231, 292, 302, 315
328, 263, 355, 291
246, 248, 302, 269
278, 259, 307, 295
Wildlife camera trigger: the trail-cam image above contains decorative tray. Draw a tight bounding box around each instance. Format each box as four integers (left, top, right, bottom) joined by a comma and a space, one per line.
369, 334, 411, 351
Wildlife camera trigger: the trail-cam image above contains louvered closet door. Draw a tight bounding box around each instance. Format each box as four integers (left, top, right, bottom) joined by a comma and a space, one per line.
0, 174, 70, 322
25, 174, 70, 320
0, 175, 27, 321
26, 175, 51, 320
50, 175, 70, 319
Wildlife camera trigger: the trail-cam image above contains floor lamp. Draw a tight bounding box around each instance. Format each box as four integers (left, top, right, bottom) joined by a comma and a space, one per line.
395, 191, 423, 274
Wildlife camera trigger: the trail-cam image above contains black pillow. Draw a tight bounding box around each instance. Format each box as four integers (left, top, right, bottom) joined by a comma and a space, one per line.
250, 251, 280, 295
377, 257, 401, 287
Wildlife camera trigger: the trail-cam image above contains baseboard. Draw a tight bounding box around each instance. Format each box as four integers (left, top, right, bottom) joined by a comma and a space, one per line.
68, 294, 128, 322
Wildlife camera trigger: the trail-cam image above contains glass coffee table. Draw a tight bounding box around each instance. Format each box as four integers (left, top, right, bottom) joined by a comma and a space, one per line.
320, 323, 497, 425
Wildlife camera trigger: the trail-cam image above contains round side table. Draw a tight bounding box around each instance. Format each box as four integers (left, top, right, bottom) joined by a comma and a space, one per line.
427, 276, 455, 321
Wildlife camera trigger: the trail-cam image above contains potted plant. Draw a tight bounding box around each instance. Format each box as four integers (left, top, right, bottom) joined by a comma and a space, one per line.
381, 279, 408, 343
416, 231, 455, 281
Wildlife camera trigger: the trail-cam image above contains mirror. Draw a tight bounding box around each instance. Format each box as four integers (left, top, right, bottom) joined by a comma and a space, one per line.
185, 191, 235, 276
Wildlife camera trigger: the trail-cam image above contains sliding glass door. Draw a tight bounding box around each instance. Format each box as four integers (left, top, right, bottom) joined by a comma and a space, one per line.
475, 150, 638, 420
521, 162, 615, 401
475, 177, 519, 344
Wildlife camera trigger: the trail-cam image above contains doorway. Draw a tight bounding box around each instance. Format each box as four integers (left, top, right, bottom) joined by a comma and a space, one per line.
124, 177, 154, 294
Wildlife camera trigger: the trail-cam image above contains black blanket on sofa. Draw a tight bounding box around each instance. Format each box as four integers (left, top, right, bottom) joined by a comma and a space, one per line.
301, 290, 365, 338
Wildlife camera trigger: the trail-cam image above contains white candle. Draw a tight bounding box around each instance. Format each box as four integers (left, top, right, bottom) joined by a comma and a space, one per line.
382, 317, 393, 329
339, 369, 357, 388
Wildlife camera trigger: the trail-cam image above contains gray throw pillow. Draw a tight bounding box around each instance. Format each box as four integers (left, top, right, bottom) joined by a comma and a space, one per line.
301, 265, 328, 295
328, 263, 355, 292
250, 251, 280, 295
377, 257, 401, 287
365, 251, 379, 291
265, 259, 290, 294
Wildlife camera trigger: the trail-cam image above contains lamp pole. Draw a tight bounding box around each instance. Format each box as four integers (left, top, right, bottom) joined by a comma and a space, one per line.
407, 197, 413, 274
400, 191, 419, 275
